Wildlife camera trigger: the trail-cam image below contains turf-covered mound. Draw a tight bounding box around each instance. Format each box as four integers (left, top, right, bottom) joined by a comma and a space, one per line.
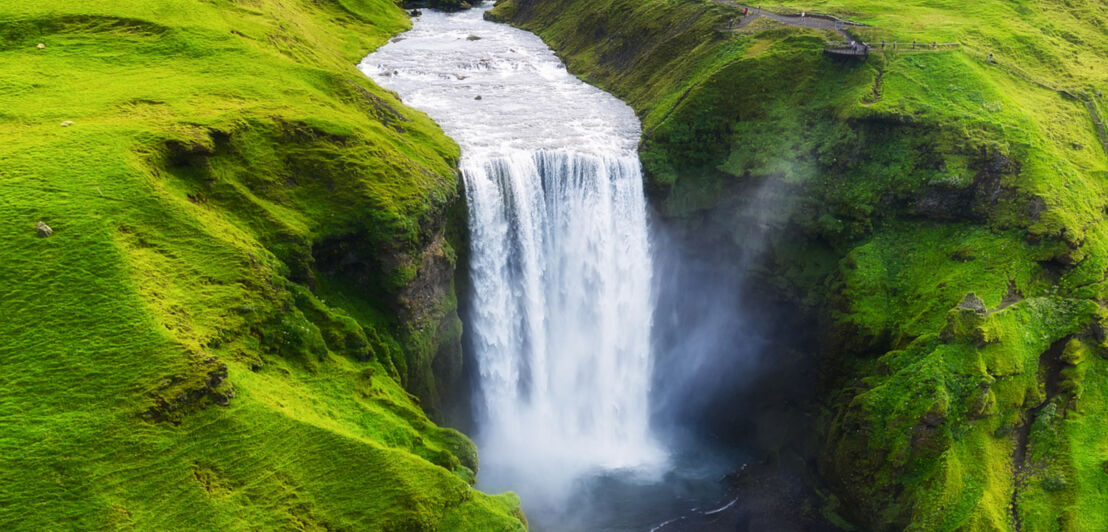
0, 0, 523, 529
492, 0, 1108, 529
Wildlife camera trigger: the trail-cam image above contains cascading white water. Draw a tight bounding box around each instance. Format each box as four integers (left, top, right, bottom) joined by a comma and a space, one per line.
362, 5, 663, 505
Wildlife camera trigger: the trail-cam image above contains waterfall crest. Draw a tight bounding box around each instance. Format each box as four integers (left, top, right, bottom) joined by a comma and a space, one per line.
362, 6, 663, 503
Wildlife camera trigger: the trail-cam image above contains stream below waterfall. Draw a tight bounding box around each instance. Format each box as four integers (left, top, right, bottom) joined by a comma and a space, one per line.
361, 6, 743, 531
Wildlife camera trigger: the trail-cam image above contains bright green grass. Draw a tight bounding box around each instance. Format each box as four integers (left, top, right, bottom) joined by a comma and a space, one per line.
0, 0, 524, 529
493, 0, 1108, 529
761, 0, 1108, 93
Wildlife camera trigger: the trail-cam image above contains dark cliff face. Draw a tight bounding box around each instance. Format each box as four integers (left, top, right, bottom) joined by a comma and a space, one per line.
492, 0, 1108, 529
159, 115, 471, 418
311, 183, 468, 417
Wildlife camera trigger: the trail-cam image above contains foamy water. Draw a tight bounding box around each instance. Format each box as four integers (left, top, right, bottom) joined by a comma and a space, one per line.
361, 4, 664, 513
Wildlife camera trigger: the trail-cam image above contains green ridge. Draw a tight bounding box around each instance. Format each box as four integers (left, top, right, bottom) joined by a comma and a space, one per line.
0, 0, 523, 529
491, 0, 1108, 529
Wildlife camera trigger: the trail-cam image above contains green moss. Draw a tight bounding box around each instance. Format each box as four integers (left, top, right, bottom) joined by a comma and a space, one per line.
0, 0, 523, 529
495, 0, 1107, 528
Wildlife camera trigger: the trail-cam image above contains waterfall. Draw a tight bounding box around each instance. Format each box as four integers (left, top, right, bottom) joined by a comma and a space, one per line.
464, 150, 659, 481
362, 5, 663, 504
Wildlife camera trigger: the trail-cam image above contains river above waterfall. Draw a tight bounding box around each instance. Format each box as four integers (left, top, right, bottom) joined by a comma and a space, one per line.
363, 7, 639, 158
360, 6, 738, 530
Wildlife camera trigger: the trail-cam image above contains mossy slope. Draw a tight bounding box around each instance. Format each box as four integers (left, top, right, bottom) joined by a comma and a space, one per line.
492, 0, 1108, 529
0, 0, 523, 529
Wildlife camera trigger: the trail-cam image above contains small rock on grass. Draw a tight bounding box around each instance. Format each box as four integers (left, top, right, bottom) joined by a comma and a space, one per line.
36, 221, 53, 237
36, 43, 45, 50
958, 293, 987, 313
60, 121, 74, 127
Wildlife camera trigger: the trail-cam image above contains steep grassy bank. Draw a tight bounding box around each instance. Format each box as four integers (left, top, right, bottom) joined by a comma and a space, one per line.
492, 0, 1108, 529
0, 0, 524, 529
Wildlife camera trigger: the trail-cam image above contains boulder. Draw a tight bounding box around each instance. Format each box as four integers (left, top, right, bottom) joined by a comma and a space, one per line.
941, 292, 991, 344
467, 34, 482, 41
35, 221, 53, 237
958, 293, 987, 313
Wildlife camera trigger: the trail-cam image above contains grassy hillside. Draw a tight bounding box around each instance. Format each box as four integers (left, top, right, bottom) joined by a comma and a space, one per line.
491, 0, 1108, 529
0, 0, 524, 529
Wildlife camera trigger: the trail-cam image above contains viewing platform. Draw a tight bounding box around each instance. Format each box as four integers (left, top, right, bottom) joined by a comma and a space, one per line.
824, 41, 960, 58
824, 42, 869, 56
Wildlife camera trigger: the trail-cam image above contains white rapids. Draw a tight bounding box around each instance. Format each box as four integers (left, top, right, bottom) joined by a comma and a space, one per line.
361, 5, 664, 504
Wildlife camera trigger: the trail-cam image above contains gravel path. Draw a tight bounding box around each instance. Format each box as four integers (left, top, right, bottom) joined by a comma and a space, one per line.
719, 2, 864, 40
